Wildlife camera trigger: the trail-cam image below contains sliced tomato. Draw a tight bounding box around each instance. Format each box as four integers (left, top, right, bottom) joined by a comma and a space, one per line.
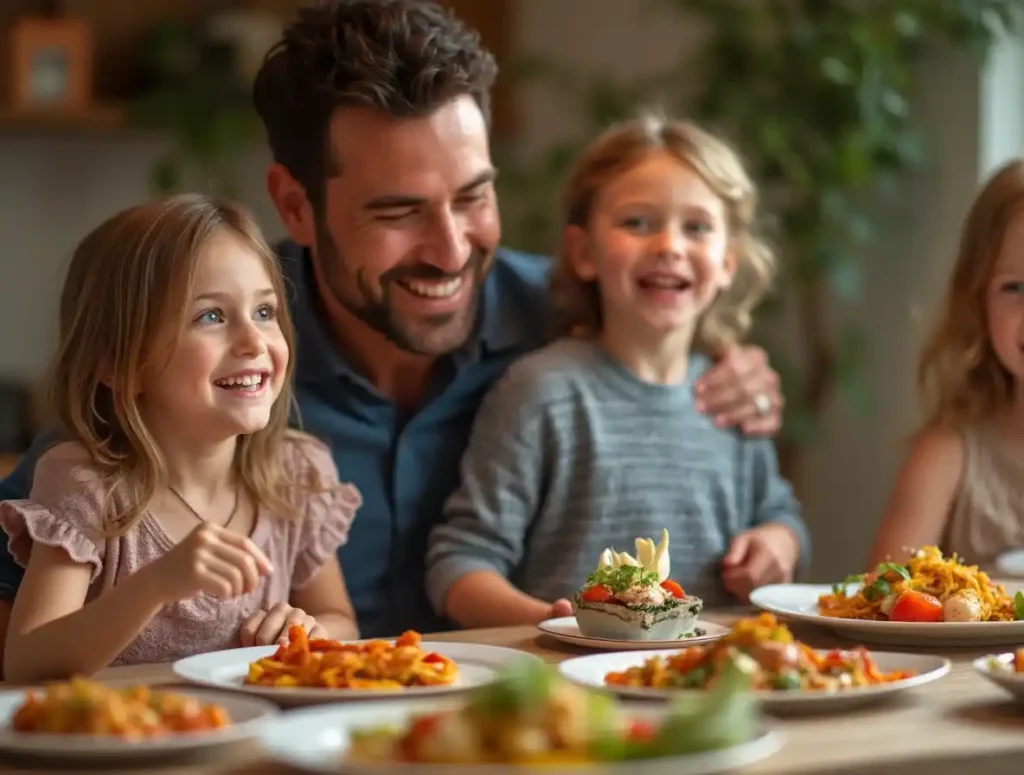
660, 580, 685, 598
581, 584, 614, 603
888, 589, 943, 622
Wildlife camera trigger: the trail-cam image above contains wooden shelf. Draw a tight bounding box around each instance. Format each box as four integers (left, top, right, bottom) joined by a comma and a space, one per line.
0, 103, 126, 133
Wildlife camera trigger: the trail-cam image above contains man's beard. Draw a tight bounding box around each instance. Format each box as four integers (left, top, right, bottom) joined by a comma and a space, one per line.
316, 225, 489, 356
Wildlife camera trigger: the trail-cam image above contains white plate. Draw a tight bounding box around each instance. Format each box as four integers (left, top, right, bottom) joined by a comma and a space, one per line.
557, 648, 950, 711
973, 653, 1024, 701
173, 643, 541, 705
995, 549, 1024, 578
537, 616, 730, 650
258, 696, 785, 775
750, 583, 1024, 646
0, 687, 277, 761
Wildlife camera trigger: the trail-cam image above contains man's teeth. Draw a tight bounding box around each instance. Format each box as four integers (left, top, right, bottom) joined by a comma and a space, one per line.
401, 277, 463, 298
215, 374, 265, 390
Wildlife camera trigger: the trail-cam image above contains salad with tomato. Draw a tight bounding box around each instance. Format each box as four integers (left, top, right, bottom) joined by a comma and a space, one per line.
573, 564, 703, 641
346, 655, 759, 765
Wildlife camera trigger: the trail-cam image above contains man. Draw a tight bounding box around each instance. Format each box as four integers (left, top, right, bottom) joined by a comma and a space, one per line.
0, 0, 783, 644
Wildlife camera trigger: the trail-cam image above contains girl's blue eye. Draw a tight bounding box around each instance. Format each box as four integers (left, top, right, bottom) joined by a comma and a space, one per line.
255, 304, 277, 321
196, 309, 223, 325
686, 221, 713, 236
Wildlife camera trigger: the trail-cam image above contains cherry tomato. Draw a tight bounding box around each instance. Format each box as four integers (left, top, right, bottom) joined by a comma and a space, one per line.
888, 589, 943, 622
660, 580, 685, 598
581, 585, 614, 603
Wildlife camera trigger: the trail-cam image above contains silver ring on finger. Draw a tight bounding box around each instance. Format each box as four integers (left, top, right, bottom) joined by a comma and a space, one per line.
753, 393, 771, 417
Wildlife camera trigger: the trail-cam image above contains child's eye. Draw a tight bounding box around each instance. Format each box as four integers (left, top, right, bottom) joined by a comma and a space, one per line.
194, 309, 223, 325
621, 215, 654, 232
1000, 281, 1024, 294
254, 303, 277, 321
685, 220, 713, 236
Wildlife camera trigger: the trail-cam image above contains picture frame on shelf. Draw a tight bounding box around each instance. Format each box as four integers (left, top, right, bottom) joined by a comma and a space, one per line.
5, 15, 93, 112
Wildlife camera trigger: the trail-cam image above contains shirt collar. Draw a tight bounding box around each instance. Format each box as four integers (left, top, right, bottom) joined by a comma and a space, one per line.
278, 242, 536, 383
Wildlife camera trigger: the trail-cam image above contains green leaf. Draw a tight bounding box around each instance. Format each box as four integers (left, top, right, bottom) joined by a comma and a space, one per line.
1015, 591, 1024, 621
875, 562, 911, 580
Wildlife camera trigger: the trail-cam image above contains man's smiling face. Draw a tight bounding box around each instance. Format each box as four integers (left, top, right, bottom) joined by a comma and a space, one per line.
310, 95, 500, 356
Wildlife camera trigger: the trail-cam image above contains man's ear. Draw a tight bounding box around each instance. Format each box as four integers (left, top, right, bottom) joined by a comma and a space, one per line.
563, 225, 597, 281
267, 163, 316, 248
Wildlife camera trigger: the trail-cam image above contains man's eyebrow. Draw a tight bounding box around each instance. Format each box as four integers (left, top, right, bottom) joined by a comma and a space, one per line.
363, 168, 498, 211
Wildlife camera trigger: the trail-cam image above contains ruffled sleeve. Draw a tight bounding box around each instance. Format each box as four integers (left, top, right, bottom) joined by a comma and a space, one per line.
0, 442, 107, 583
282, 435, 362, 589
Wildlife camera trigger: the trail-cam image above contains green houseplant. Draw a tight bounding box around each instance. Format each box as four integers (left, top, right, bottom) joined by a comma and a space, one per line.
494, 0, 1024, 486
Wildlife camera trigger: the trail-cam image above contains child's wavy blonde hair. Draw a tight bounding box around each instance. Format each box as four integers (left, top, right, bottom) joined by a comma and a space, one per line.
917, 160, 1024, 431
51, 193, 311, 536
550, 113, 776, 354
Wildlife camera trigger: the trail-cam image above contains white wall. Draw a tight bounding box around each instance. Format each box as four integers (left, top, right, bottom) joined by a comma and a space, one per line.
0, 1, 1013, 575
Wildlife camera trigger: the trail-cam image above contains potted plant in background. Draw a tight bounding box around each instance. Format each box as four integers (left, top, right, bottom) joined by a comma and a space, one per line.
494, 0, 1023, 490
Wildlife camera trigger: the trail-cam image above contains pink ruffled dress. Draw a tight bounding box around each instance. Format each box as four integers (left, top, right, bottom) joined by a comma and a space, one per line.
0, 436, 361, 666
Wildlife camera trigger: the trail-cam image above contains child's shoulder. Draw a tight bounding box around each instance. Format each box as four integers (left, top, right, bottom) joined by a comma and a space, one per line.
901, 424, 965, 477
278, 432, 340, 488
31, 440, 109, 498
492, 337, 605, 404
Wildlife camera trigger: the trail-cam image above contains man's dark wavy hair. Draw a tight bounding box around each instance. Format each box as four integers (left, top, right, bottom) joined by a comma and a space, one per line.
253, 0, 498, 213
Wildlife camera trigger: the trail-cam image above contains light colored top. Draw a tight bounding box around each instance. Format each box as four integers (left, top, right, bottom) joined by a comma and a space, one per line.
944, 422, 1024, 568
0, 436, 361, 666
426, 337, 810, 612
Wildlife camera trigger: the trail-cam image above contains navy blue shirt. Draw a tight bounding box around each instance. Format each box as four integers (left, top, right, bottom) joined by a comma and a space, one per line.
0, 241, 553, 638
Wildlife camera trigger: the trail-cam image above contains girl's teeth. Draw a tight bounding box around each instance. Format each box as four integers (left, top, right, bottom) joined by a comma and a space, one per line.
215, 374, 264, 389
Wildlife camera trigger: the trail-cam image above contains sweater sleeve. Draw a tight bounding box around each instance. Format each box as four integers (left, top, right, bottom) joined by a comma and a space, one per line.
425, 370, 549, 616
746, 438, 812, 577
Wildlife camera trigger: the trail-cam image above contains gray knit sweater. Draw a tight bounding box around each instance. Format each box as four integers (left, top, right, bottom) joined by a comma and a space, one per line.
426, 337, 810, 612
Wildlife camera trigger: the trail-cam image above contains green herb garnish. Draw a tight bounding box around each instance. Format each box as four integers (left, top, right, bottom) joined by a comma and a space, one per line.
875, 562, 911, 580
1014, 591, 1024, 621
585, 565, 659, 593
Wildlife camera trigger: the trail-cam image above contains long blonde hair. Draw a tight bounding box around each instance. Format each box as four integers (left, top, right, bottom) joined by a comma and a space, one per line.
51, 193, 307, 536
917, 160, 1024, 431
549, 113, 776, 354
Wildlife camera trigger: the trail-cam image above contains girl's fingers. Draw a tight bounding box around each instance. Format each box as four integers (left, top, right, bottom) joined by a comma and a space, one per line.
239, 610, 268, 647
208, 542, 263, 593
208, 528, 274, 574
197, 554, 248, 598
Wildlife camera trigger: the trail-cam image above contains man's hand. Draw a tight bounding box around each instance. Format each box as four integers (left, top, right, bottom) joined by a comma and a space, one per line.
695, 344, 782, 436
721, 524, 801, 602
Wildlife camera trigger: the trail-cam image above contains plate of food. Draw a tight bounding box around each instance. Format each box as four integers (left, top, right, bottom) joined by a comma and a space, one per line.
258, 654, 783, 775
750, 546, 1024, 645
172, 626, 539, 705
538, 530, 729, 650
973, 649, 1024, 702
0, 677, 277, 761
558, 613, 950, 712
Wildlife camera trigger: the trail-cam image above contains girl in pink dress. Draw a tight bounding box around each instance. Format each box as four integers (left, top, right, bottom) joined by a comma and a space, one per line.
0, 194, 362, 682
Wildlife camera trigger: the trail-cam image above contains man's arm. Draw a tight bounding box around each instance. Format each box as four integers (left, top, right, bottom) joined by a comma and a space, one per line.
0, 430, 61, 674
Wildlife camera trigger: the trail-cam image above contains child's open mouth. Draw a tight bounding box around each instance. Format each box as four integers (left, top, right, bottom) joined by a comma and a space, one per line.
213, 371, 271, 394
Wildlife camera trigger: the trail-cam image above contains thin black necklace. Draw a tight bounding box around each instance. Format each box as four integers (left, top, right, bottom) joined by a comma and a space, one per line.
168, 485, 241, 530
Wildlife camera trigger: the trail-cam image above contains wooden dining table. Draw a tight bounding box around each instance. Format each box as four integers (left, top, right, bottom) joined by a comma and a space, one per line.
5, 608, 1024, 775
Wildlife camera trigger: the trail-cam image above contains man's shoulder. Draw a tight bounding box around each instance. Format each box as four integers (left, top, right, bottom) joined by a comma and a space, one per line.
479, 247, 554, 354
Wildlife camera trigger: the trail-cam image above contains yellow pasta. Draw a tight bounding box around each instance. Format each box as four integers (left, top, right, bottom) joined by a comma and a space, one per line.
818, 546, 1015, 622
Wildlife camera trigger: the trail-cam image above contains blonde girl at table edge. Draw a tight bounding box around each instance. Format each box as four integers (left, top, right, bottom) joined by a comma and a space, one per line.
424, 113, 811, 628
868, 159, 1024, 571
0, 194, 362, 684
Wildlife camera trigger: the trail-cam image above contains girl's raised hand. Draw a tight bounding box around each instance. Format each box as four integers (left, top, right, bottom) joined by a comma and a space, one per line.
150, 524, 273, 603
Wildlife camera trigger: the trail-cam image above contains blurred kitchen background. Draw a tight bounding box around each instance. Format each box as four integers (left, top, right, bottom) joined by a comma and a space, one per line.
0, 0, 1021, 578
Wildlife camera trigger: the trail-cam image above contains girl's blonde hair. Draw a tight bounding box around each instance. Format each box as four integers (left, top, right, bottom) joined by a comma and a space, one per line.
917, 159, 1024, 430
51, 193, 307, 536
550, 113, 776, 354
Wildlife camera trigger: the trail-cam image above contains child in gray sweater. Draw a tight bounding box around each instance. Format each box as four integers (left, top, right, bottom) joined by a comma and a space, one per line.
426, 115, 810, 628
